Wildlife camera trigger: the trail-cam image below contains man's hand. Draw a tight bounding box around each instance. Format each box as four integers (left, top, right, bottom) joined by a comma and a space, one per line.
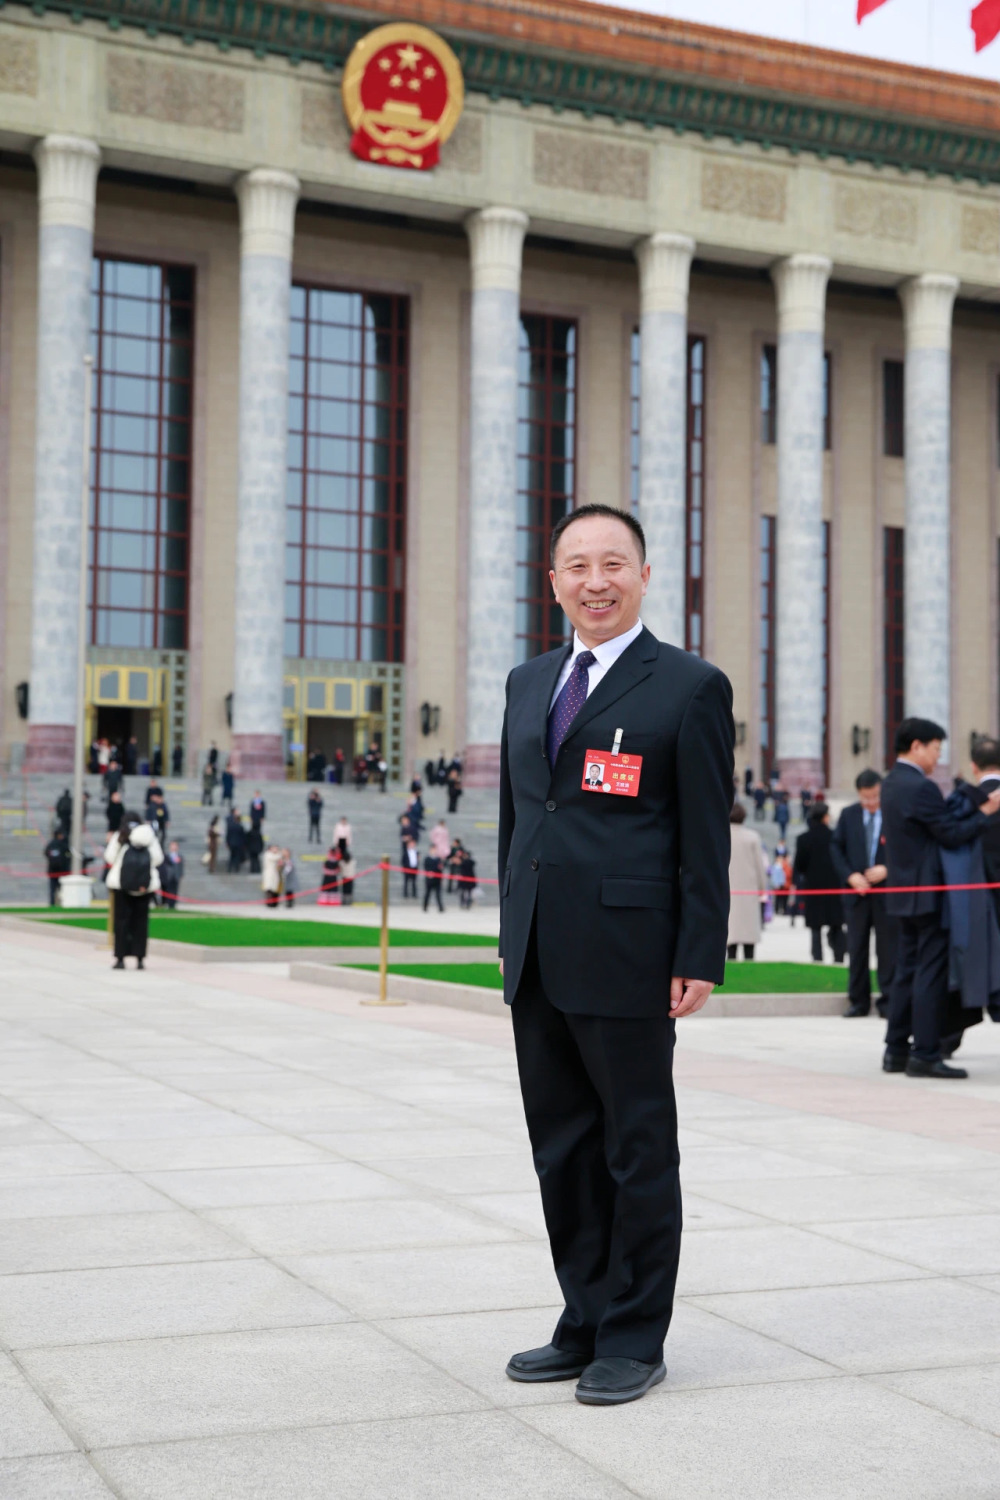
498, 959, 504, 977
864, 864, 888, 885
670, 977, 714, 1017
848, 872, 870, 893
985, 788, 1000, 817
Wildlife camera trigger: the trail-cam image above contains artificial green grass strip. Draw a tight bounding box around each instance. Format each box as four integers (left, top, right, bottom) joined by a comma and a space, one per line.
350, 959, 873, 995
28, 912, 497, 948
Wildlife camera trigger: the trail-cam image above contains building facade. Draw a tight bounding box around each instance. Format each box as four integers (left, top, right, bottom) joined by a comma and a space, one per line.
1, 0, 1000, 788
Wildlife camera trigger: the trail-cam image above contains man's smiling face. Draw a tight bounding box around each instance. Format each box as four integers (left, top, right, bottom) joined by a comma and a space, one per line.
549, 513, 650, 649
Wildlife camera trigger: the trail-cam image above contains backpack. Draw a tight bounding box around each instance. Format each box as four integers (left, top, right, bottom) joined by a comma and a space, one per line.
120, 844, 151, 894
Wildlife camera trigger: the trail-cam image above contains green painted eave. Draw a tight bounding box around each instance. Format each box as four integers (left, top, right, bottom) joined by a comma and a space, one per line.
12, 0, 1000, 184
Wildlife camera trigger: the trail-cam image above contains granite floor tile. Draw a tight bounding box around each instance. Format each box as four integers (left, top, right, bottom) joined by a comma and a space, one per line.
813, 1212, 1000, 1277
362, 1151, 540, 1196
206, 1196, 518, 1257
872, 1361, 1000, 1438
20, 1322, 486, 1447
0, 1211, 249, 1275
94, 1410, 635, 1500
0, 1453, 117, 1499
306, 1126, 523, 1160
0, 1258, 348, 1348
140, 1160, 404, 1210
0, 1353, 74, 1458
694, 1173, 981, 1226
0, 1173, 175, 1221
674, 1225, 927, 1296
86, 1134, 335, 1172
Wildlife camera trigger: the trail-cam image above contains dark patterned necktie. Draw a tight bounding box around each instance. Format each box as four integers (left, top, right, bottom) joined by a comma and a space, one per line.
547, 651, 596, 769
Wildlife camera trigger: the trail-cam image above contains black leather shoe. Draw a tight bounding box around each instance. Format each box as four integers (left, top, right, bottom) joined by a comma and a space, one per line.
882, 1049, 908, 1073
843, 1003, 871, 1018
905, 1058, 968, 1079
575, 1357, 666, 1406
875, 999, 888, 1019
506, 1344, 591, 1383
112, 958, 124, 970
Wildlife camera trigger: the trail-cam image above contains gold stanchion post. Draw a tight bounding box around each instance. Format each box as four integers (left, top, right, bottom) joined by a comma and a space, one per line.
361, 855, 405, 1006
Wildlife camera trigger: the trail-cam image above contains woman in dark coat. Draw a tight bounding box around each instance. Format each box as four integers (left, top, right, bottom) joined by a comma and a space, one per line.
792, 802, 846, 963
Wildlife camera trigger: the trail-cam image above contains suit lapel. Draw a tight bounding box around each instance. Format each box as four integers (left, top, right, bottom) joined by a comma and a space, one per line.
537, 643, 573, 757
558, 628, 658, 754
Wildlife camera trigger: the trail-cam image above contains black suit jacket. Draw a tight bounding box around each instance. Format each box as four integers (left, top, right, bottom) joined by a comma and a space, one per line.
979, 776, 1000, 907
880, 761, 989, 918
498, 627, 734, 1018
831, 802, 889, 911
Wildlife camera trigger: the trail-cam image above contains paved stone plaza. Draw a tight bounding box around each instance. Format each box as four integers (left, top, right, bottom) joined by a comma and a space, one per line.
2, 925, 1000, 1497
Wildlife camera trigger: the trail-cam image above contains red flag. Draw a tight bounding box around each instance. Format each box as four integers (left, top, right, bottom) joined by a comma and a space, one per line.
857, 0, 891, 19
972, 0, 1000, 51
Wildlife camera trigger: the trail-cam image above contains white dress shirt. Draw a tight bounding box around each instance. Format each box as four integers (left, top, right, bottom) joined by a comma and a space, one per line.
549, 619, 644, 711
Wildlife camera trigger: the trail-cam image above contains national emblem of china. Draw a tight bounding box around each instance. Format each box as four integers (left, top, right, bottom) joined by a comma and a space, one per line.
342, 23, 464, 171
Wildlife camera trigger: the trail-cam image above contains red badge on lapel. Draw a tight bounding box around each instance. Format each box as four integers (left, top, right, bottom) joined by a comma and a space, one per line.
581, 751, 642, 797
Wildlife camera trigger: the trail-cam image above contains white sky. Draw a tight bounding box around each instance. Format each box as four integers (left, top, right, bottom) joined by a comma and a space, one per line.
595, 0, 1000, 80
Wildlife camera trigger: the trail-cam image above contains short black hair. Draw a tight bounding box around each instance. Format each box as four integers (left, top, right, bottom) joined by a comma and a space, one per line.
895, 717, 947, 755
855, 769, 882, 791
808, 801, 830, 826
550, 504, 646, 568
730, 802, 747, 824
971, 736, 1000, 771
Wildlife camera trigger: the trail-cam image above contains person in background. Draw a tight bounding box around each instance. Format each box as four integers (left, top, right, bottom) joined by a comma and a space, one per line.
770, 842, 792, 917
446, 838, 464, 893
280, 848, 297, 909
319, 845, 341, 906
171, 743, 183, 776
262, 844, 282, 908
245, 820, 263, 876
727, 803, 768, 961
249, 791, 266, 831
446, 765, 463, 815
44, 828, 70, 905
752, 783, 767, 822
106, 790, 124, 837
458, 845, 477, 909
151, 745, 163, 777
423, 850, 445, 912
832, 769, 897, 1019
430, 818, 451, 862
881, 718, 1000, 1079
308, 788, 323, 843
105, 814, 163, 970
793, 802, 846, 963
340, 847, 356, 905
148, 790, 169, 845
104, 759, 124, 803
221, 760, 235, 808
377, 753, 388, 792
225, 807, 246, 873
972, 738, 1000, 927
402, 835, 419, 898
333, 814, 352, 850
55, 788, 72, 836
207, 741, 219, 774
160, 840, 184, 910
800, 787, 814, 822
201, 761, 215, 806
744, 766, 754, 796
205, 814, 220, 874
124, 736, 138, 775
333, 747, 345, 784
773, 786, 790, 841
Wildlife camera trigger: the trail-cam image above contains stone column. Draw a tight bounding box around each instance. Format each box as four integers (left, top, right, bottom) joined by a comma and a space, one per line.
899, 273, 958, 760
463, 206, 529, 787
231, 168, 299, 781
634, 232, 695, 648
25, 135, 101, 773
771, 253, 832, 793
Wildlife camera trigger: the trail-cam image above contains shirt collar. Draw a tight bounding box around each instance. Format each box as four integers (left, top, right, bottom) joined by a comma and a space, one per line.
572, 618, 643, 669
896, 756, 926, 776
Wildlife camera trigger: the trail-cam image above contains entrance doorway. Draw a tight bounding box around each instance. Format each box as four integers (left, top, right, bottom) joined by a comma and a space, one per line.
306, 716, 356, 775
96, 706, 152, 760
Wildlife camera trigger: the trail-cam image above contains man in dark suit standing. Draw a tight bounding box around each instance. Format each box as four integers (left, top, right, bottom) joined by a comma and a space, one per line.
881, 718, 1000, 1078
832, 769, 898, 1018
498, 503, 733, 1406
971, 738, 1000, 925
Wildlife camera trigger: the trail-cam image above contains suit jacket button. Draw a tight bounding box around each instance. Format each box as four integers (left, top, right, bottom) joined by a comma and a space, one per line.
530, 858, 539, 871
545, 800, 556, 812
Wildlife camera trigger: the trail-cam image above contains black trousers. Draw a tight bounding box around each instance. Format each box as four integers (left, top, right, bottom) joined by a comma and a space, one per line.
511, 933, 681, 1365
308, 819, 321, 843
727, 942, 755, 960
845, 899, 898, 1009
886, 914, 948, 1065
402, 871, 417, 898
423, 878, 443, 911
114, 892, 150, 960
810, 925, 845, 962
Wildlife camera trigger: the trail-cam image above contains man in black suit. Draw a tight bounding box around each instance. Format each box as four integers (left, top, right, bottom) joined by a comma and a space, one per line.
499, 503, 733, 1406
832, 769, 898, 1019
881, 718, 1000, 1078
971, 738, 1000, 926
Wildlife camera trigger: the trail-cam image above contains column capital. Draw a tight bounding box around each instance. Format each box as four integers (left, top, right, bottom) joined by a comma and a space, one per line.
465, 206, 529, 293
33, 135, 101, 233
235, 168, 300, 259
899, 273, 959, 351
771, 253, 832, 335
635, 232, 695, 316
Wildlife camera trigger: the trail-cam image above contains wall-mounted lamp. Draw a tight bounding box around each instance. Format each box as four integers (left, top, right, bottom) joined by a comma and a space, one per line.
419, 702, 440, 737
734, 720, 747, 749
225, 692, 233, 729
970, 730, 983, 758
15, 682, 28, 721
851, 725, 871, 757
